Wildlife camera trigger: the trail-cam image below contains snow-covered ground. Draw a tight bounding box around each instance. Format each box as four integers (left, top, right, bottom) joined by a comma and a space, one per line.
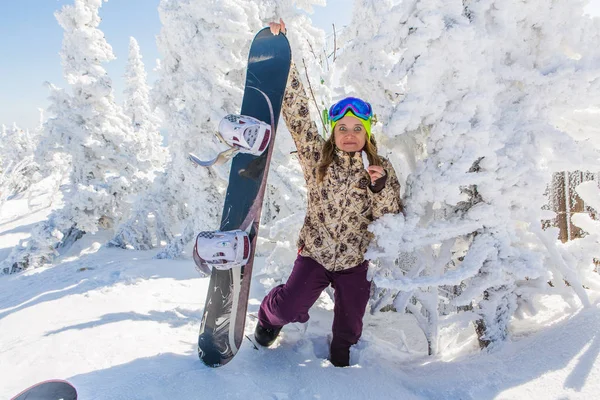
1, 189, 599, 400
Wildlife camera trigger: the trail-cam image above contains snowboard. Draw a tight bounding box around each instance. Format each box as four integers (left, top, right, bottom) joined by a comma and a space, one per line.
11, 380, 77, 400
197, 27, 291, 367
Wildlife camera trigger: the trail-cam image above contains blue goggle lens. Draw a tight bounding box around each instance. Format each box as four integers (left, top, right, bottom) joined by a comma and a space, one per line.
328, 97, 373, 122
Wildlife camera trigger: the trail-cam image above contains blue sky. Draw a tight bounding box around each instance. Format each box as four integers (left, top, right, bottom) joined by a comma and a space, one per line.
1, 0, 164, 131
0, 0, 597, 132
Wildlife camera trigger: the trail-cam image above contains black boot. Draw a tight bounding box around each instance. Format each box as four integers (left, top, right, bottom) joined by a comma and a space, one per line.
254, 323, 282, 347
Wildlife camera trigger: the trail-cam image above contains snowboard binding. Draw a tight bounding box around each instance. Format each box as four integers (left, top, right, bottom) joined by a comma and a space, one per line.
189, 86, 275, 168
193, 229, 251, 276
189, 114, 271, 167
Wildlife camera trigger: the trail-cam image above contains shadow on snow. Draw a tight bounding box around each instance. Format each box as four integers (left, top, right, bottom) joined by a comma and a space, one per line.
0, 246, 198, 320
44, 308, 203, 336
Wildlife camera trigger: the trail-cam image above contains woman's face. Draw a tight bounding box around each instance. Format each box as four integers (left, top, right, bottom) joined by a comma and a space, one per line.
333, 115, 367, 153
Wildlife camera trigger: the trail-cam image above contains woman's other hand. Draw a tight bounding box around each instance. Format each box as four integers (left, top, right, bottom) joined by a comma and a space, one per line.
367, 165, 386, 185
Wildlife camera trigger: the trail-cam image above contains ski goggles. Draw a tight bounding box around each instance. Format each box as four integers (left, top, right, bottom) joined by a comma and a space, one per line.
328, 97, 373, 123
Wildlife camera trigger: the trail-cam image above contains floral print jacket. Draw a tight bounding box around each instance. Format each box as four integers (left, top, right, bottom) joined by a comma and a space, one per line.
282, 64, 403, 271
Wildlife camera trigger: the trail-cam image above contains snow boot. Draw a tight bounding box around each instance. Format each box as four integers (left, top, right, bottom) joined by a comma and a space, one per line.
254, 323, 282, 347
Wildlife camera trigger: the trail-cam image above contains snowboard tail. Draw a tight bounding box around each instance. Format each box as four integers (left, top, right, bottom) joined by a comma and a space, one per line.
197, 28, 291, 367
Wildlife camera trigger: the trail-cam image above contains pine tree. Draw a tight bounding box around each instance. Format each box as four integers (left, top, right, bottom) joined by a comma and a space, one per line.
0, 123, 41, 215
1, 0, 151, 274
0, 123, 38, 177
123, 36, 167, 172
109, 37, 168, 249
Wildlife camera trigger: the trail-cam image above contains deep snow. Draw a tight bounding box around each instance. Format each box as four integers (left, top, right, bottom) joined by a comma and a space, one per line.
1, 189, 599, 400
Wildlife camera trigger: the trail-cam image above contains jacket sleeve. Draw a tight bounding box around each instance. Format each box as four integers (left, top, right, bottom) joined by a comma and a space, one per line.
371, 157, 403, 219
282, 63, 324, 181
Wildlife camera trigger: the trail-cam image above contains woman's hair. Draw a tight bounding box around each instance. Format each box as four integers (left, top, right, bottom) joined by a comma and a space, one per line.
316, 128, 381, 183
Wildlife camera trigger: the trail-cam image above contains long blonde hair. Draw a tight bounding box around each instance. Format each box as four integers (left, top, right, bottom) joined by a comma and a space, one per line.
316, 130, 381, 183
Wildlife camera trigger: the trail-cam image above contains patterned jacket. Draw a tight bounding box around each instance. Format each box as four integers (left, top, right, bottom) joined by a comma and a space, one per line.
282, 64, 403, 271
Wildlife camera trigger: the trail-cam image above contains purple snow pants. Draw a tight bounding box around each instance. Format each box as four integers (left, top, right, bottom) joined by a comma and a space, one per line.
258, 255, 371, 367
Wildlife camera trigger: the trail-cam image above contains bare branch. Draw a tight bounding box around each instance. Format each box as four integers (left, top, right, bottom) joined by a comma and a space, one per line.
301, 58, 327, 134
332, 23, 337, 63
306, 39, 321, 68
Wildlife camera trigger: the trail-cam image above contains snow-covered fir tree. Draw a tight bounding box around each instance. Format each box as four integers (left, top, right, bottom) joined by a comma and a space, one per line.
109, 36, 168, 249
1, 0, 153, 274
0, 123, 41, 215
0, 123, 39, 181
332, 0, 600, 354
0, 123, 38, 168
123, 36, 167, 172
48, 0, 153, 231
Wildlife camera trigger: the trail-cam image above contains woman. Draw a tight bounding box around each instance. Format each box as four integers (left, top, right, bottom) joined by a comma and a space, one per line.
255, 20, 403, 367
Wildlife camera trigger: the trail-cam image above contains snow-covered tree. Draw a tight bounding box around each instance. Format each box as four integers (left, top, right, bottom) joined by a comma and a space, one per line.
0, 123, 39, 174
0, 123, 38, 167
1, 0, 152, 274
48, 0, 152, 231
109, 36, 169, 249
335, 0, 600, 354
123, 36, 167, 172
0, 123, 41, 215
